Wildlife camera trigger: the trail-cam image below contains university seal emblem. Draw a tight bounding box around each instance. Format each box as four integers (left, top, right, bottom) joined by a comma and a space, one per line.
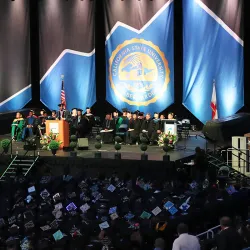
109, 38, 170, 106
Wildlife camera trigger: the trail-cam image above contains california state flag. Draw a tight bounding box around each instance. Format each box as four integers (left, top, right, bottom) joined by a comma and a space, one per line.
211, 80, 218, 119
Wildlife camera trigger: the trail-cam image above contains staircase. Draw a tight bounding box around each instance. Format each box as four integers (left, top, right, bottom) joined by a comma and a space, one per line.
0, 155, 39, 181
206, 153, 250, 183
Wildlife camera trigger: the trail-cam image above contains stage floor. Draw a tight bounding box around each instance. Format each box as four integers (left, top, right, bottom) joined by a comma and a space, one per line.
0, 131, 221, 161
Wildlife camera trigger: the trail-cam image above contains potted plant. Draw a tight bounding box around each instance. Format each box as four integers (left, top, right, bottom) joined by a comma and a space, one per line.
140, 144, 148, 160
114, 143, 121, 159
1, 139, 11, 154
49, 140, 60, 156
69, 141, 77, 150
94, 135, 102, 158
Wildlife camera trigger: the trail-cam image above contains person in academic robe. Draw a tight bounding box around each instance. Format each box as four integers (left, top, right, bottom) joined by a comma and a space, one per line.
116, 108, 129, 132
112, 110, 119, 127
101, 113, 115, 143
40, 109, 46, 117
76, 109, 89, 138
167, 112, 175, 120
38, 111, 48, 135
130, 112, 144, 144
150, 112, 164, 145
48, 110, 57, 120
85, 107, 95, 135
11, 112, 25, 141
21, 110, 38, 140
126, 111, 134, 144
69, 108, 78, 136
140, 113, 155, 144
56, 104, 70, 121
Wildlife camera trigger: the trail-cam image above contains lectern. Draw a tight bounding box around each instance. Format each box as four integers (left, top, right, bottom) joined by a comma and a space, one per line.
162, 119, 177, 135
46, 120, 69, 148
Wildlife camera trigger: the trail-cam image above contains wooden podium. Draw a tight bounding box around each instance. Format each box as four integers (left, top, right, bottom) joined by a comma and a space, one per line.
46, 120, 69, 148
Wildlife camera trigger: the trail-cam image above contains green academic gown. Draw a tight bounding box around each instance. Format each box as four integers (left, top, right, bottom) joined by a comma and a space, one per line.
11, 118, 25, 141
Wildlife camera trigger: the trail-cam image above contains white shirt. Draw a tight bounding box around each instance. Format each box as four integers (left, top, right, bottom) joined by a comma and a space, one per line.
172, 233, 200, 250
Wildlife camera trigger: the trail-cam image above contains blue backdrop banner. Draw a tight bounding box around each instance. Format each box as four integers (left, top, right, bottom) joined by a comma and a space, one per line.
105, 0, 174, 114
39, 0, 96, 111
0, 0, 31, 112
183, 0, 244, 124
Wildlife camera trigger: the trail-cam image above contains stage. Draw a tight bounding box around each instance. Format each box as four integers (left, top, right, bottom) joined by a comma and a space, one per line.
0, 131, 226, 161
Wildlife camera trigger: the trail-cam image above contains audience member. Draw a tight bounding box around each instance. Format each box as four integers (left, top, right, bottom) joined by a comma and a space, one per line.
172, 223, 200, 250
215, 216, 244, 250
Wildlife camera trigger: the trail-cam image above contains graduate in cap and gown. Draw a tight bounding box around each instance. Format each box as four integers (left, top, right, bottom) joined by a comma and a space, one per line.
21, 110, 38, 140
85, 107, 95, 135
76, 109, 89, 138
101, 113, 115, 143
11, 112, 25, 141
56, 103, 70, 121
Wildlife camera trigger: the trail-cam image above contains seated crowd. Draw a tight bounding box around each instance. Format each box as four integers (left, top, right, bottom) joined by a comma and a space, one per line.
100, 109, 175, 145
11, 105, 176, 146
0, 164, 249, 250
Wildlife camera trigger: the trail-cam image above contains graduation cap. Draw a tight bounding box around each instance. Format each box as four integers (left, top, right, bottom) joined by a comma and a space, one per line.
139, 112, 144, 116
58, 103, 64, 107
86, 107, 91, 110
122, 108, 128, 113
154, 112, 159, 115
71, 108, 77, 111
77, 108, 83, 112
127, 110, 131, 114
41, 109, 46, 112
29, 109, 35, 113
51, 110, 56, 113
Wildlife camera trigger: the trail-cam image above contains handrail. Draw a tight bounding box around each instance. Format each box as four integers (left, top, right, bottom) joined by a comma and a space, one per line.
24, 156, 39, 176
196, 225, 220, 239
0, 155, 18, 180
221, 148, 250, 165
196, 219, 250, 240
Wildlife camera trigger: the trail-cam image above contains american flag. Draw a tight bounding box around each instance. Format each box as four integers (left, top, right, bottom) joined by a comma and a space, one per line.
211, 79, 218, 119
60, 75, 66, 108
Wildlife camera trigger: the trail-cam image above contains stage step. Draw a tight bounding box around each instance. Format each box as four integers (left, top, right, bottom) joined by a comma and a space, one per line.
206, 153, 250, 183
0, 155, 39, 182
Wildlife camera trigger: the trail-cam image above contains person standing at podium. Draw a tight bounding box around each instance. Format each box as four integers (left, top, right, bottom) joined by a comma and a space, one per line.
167, 112, 175, 120
56, 104, 70, 121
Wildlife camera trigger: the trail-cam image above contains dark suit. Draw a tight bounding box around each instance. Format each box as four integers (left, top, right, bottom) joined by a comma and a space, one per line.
215, 227, 244, 250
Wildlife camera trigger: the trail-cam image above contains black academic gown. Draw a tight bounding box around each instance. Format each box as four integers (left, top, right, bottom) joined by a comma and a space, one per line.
140, 119, 155, 142
56, 110, 70, 121
77, 116, 89, 138
130, 119, 143, 143
101, 119, 115, 143
85, 113, 95, 134
150, 119, 164, 142
126, 118, 135, 144
69, 115, 78, 136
